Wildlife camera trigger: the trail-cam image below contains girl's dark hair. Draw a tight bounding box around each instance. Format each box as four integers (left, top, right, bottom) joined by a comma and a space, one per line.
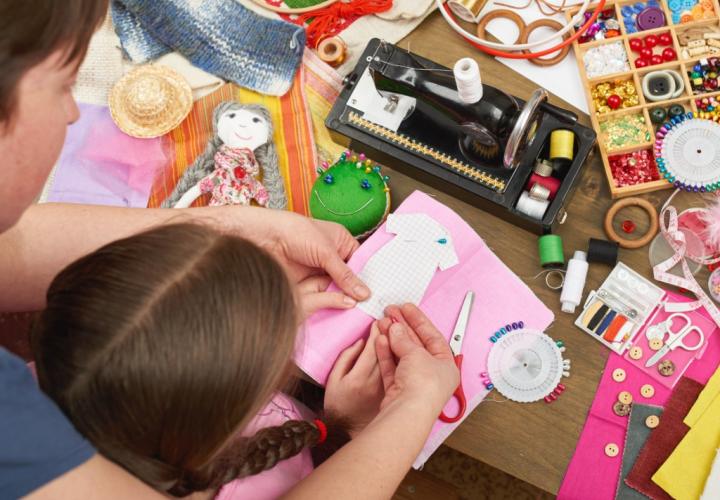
0, 0, 109, 123
32, 223, 333, 495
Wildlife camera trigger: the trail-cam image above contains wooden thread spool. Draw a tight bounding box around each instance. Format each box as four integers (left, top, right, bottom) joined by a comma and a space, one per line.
317, 37, 347, 67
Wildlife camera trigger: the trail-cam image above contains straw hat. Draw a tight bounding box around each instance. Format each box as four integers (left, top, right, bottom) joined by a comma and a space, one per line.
109, 65, 193, 138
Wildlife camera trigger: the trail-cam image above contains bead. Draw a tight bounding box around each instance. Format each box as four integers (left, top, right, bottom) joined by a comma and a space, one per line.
607, 94, 622, 109
556, 340, 564, 347
629, 38, 644, 52
437, 238, 447, 244
650, 54, 663, 65
323, 174, 334, 184
360, 179, 371, 190
512, 322, 519, 329
650, 107, 667, 123
635, 58, 648, 68
505, 324, 512, 331
640, 47, 653, 59
644, 34, 658, 48
382, 175, 390, 181
364, 159, 372, 166
658, 32, 673, 46
622, 220, 637, 233
490, 336, 497, 343
358, 153, 366, 161
372, 166, 381, 173
662, 47, 677, 61
668, 104, 685, 118
485, 383, 494, 390
350, 154, 358, 162
364, 167, 372, 173
500, 327, 507, 334
518, 321, 525, 328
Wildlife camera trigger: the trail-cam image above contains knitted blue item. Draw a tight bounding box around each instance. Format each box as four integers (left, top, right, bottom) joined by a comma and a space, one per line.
111, 0, 305, 96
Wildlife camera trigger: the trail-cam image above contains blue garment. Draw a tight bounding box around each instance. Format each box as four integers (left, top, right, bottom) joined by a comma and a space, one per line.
111, 0, 306, 96
0, 348, 94, 499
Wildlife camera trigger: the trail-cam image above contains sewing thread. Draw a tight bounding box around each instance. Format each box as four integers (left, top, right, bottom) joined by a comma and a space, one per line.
453, 58, 483, 104
560, 251, 589, 314
516, 190, 549, 220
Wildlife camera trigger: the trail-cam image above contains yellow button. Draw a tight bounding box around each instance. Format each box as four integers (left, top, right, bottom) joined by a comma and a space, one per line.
605, 443, 620, 457
641, 384, 655, 398
612, 368, 626, 382
618, 391, 633, 405
649, 338, 664, 351
646, 415, 660, 428
629, 346, 643, 360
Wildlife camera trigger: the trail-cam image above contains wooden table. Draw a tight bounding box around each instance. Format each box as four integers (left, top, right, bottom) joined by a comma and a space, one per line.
379, 11, 707, 495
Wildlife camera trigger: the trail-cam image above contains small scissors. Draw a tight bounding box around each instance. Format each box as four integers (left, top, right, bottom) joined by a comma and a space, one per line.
645, 313, 705, 368
439, 290, 474, 423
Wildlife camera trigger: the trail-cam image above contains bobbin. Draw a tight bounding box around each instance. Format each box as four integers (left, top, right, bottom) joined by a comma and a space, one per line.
317, 36, 347, 67
520, 20, 571, 66
604, 197, 659, 249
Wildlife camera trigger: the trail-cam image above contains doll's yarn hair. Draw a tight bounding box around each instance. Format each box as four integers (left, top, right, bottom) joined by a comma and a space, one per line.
162, 101, 288, 209
31, 223, 345, 495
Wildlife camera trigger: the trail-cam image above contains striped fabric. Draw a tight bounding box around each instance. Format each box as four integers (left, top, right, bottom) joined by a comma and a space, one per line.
148, 50, 344, 216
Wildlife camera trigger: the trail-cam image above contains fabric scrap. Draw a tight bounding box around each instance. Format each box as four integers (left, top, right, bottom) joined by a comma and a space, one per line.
112, 0, 305, 95
684, 364, 720, 427
652, 385, 720, 500
701, 448, 720, 500
625, 377, 704, 500
616, 404, 663, 500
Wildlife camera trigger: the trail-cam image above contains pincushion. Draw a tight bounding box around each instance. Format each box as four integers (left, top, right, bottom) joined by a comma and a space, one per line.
309, 151, 391, 238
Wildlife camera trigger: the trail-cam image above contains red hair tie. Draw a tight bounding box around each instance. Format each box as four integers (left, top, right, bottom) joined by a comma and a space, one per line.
314, 419, 328, 445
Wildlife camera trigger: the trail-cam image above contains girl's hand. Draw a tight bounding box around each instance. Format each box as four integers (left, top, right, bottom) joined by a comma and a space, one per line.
324, 325, 384, 435
375, 304, 459, 414
296, 275, 357, 320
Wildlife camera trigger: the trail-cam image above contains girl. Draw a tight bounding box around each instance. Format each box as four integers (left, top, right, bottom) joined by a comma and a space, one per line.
30, 223, 375, 499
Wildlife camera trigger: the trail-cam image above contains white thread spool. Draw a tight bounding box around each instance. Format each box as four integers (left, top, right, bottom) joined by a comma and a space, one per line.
516, 191, 549, 220
454, 58, 483, 104
560, 251, 589, 314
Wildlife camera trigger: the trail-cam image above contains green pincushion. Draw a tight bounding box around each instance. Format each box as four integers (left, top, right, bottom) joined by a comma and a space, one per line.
309, 152, 391, 237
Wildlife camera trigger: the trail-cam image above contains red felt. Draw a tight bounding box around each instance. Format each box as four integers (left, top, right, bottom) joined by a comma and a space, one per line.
624, 376, 704, 499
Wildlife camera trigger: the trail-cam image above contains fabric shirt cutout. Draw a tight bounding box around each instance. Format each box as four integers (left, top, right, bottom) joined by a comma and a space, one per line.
199, 146, 269, 207
215, 393, 314, 500
357, 213, 458, 319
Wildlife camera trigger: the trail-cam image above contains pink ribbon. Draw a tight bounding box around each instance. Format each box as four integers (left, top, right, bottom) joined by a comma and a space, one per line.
653, 190, 720, 328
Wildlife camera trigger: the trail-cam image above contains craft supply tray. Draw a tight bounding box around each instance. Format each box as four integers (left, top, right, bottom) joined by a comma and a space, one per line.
567, 0, 720, 198
325, 39, 597, 234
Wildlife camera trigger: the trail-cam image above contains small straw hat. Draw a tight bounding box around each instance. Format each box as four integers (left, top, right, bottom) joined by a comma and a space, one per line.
109, 65, 193, 138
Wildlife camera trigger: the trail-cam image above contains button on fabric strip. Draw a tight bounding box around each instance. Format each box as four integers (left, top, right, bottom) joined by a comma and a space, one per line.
613, 368, 627, 382
605, 443, 620, 457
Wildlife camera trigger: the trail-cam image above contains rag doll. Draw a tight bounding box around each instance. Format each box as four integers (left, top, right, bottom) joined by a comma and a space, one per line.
162, 101, 287, 209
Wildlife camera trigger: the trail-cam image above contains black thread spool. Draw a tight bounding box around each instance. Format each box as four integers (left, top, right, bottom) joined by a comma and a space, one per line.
587, 238, 619, 266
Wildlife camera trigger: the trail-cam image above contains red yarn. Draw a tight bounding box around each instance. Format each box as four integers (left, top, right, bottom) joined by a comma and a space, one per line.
298, 0, 393, 48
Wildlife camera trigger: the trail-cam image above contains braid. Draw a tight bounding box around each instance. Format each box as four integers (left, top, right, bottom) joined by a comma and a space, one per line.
169, 420, 318, 496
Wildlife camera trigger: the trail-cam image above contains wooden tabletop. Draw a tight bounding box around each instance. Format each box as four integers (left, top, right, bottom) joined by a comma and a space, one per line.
383, 11, 707, 495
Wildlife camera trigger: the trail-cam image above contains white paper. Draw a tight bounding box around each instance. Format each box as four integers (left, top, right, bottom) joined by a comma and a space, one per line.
476, 2, 589, 114
357, 213, 459, 319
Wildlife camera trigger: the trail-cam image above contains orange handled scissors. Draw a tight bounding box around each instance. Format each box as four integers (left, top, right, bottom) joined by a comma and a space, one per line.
439, 290, 474, 424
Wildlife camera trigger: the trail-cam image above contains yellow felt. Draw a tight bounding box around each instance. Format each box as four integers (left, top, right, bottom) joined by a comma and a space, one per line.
652, 385, 720, 500
684, 365, 720, 427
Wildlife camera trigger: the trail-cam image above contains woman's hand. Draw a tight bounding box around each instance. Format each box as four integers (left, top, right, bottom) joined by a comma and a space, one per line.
324, 325, 384, 435
375, 304, 459, 415
296, 275, 357, 320
224, 207, 370, 303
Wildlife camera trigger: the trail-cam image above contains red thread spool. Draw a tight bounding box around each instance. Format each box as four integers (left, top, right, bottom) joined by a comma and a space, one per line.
526, 173, 561, 200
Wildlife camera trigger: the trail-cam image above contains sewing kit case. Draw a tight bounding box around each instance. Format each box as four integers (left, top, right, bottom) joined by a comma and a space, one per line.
576, 262, 715, 388
325, 39, 597, 234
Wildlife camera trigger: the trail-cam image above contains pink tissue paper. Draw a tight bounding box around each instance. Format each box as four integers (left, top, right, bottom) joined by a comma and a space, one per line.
297, 190, 554, 468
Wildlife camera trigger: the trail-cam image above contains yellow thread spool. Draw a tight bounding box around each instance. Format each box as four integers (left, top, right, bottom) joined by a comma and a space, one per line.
549, 129, 575, 161
447, 0, 490, 22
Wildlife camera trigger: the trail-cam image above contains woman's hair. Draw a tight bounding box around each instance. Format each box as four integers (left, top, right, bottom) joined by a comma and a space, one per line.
32, 223, 321, 496
0, 0, 109, 124
161, 101, 288, 210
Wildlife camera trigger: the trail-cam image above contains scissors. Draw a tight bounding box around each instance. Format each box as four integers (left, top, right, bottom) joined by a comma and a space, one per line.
645, 313, 705, 368
439, 290, 474, 423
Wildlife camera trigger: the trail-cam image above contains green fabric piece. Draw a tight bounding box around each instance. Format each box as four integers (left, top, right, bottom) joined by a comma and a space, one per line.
309, 156, 390, 237
616, 403, 664, 500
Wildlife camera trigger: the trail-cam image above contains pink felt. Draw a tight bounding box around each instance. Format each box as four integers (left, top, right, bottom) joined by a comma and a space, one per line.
623, 299, 717, 389
558, 292, 720, 500
297, 190, 554, 467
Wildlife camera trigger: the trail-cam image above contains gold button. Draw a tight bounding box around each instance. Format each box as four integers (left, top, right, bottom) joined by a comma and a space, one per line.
649, 338, 664, 351
646, 415, 660, 428
641, 384, 655, 398
612, 368, 626, 382
605, 443, 619, 457
613, 401, 632, 417
618, 391, 633, 405
629, 346, 643, 360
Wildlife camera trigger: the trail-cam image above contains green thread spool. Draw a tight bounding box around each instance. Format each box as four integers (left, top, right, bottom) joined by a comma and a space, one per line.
539, 234, 565, 268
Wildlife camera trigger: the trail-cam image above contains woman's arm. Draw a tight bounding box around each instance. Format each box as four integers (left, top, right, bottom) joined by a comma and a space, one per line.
284, 304, 459, 500
0, 203, 369, 312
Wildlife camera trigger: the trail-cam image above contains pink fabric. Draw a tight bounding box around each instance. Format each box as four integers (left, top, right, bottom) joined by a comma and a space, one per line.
558, 292, 720, 500
215, 393, 314, 500
298, 190, 554, 467
622, 303, 716, 389
48, 104, 170, 207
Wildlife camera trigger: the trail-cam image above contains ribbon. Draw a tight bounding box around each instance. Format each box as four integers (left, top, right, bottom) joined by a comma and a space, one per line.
297, 0, 394, 48
653, 189, 720, 328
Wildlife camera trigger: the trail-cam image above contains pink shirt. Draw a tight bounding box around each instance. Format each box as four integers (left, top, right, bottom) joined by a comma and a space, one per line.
215, 394, 315, 499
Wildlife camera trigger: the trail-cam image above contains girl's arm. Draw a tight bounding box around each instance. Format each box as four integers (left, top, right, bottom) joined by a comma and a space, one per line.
284, 304, 459, 500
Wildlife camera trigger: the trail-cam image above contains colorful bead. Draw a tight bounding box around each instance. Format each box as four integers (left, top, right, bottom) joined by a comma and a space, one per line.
584, 42, 630, 78
360, 179, 371, 189
485, 383, 494, 390
622, 220, 637, 233
323, 174, 334, 184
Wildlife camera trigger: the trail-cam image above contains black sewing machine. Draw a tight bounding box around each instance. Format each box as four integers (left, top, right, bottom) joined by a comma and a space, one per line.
325, 39, 597, 234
